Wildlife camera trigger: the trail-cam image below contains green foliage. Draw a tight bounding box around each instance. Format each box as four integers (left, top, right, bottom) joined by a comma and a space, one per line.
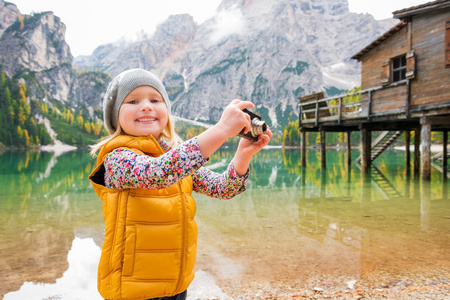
276, 103, 297, 130
327, 86, 361, 115
199, 48, 247, 77
42, 111, 105, 146
0, 70, 108, 148
282, 120, 300, 147
255, 106, 271, 127
282, 60, 309, 75
293, 86, 305, 98
0, 71, 52, 148
325, 86, 346, 96
5, 12, 48, 34
175, 122, 207, 141
251, 73, 270, 103
163, 74, 185, 100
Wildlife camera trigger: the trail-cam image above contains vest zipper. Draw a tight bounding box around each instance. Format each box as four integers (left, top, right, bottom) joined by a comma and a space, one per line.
175, 183, 188, 293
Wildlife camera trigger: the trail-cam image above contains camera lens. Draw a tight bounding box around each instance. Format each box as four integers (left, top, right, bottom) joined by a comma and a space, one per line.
250, 119, 267, 137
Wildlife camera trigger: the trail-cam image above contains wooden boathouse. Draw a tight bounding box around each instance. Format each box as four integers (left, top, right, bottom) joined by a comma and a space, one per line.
298, 0, 450, 180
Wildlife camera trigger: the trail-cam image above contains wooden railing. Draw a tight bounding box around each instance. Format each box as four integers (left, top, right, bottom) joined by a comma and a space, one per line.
299, 80, 409, 126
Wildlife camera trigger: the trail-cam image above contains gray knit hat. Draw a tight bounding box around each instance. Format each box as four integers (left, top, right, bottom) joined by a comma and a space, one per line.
103, 68, 171, 134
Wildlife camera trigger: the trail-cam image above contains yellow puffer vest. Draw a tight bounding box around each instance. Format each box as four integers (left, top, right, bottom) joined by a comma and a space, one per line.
89, 134, 197, 300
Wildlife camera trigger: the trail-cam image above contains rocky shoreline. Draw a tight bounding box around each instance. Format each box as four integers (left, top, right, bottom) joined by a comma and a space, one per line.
187, 272, 450, 299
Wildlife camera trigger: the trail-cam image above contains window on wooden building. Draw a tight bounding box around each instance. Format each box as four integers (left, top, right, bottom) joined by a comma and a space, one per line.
381, 51, 415, 85
392, 54, 406, 82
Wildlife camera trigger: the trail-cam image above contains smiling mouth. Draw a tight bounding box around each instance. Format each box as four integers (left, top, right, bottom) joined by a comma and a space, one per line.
137, 118, 156, 122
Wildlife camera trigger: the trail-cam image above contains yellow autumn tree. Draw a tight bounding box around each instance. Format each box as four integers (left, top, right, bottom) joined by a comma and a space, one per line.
76, 115, 84, 129
65, 109, 74, 124
41, 102, 49, 114
19, 81, 27, 105
17, 81, 30, 124
24, 129, 30, 146
18, 13, 24, 30
84, 122, 91, 134
91, 121, 101, 136
17, 125, 23, 138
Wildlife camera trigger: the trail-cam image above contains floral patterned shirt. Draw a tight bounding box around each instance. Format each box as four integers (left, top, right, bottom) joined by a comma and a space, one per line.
103, 137, 248, 199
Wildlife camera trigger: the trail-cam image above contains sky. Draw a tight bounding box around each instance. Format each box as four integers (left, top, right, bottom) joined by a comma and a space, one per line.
9, 0, 429, 57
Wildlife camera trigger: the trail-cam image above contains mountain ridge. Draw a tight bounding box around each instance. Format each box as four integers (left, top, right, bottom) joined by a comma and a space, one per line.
0, 0, 398, 145
74, 0, 397, 128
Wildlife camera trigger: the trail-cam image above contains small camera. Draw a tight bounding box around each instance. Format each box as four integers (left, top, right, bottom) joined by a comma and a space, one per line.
238, 108, 268, 141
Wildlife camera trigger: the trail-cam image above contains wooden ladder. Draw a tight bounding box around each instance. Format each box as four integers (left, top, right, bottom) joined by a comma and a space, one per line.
355, 131, 402, 163
431, 150, 450, 178
369, 165, 403, 199
431, 151, 450, 161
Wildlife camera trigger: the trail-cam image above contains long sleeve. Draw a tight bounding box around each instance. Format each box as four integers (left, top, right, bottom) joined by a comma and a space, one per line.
103, 137, 249, 199
192, 163, 249, 200
104, 137, 207, 189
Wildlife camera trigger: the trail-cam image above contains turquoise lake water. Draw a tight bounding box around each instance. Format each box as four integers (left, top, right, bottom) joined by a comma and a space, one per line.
1, 148, 449, 298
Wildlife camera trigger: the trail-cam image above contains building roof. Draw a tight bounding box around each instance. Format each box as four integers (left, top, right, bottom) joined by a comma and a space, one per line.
351, 22, 408, 60
393, 0, 450, 19
351, 0, 450, 61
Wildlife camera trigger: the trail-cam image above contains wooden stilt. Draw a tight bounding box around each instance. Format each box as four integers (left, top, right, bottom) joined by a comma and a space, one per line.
414, 128, 420, 179
320, 168, 326, 198
301, 167, 306, 198
405, 173, 411, 199
346, 131, 351, 166
320, 130, 326, 169
347, 169, 352, 197
405, 131, 411, 176
421, 122, 431, 181
301, 130, 306, 167
361, 128, 371, 173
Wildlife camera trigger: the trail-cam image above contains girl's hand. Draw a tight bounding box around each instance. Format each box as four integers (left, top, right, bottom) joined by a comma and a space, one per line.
232, 127, 272, 176
216, 99, 255, 139
237, 127, 272, 156
197, 99, 255, 159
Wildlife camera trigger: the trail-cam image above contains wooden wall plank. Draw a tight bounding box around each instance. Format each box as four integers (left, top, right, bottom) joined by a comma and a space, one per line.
358, 8, 450, 115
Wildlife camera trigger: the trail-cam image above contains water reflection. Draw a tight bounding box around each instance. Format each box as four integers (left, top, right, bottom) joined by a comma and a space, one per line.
1, 148, 450, 298
195, 149, 450, 293
0, 150, 104, 298
4, 237, 101, 300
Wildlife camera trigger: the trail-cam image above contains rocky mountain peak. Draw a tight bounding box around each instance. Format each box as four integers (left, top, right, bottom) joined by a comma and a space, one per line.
157, 14, 197, 38
218, 0, 349, 16
0, 0, 398, 131
75, 13, 198, 77
0, 6, 78, 105
0, 0, 19, 37
0, 10, 72, 76
73, 0, 397, 128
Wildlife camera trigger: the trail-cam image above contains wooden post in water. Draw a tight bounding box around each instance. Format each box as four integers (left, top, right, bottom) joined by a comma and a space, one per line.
320, 168, 326, 198
320, 129, 326, 169
414, 127, 421, 179
421, 122, 431, 181
360, 128, 371, 173
301, 130, 306, 167
346, 131, 352, 166
301, 167, 306, 198
405, 131, 411, 176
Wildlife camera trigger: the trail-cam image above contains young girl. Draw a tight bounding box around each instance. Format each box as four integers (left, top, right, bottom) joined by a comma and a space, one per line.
89, 68, 272, 300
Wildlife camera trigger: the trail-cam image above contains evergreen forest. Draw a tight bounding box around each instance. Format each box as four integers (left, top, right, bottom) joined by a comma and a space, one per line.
0, 71, 446, 149
0, 70, 106, 148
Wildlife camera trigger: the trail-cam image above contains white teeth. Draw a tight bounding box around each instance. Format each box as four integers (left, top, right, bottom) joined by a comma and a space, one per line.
138, 118, 156, 122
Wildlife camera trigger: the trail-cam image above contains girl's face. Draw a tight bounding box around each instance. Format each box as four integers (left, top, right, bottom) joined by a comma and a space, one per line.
118, 85, 169, 139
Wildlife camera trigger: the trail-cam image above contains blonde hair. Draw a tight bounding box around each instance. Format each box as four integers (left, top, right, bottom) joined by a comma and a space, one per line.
90, 112, 182, 157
